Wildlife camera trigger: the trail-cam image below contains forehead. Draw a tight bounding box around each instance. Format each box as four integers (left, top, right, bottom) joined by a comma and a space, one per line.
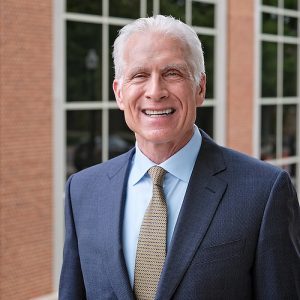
123, 31, 189, 68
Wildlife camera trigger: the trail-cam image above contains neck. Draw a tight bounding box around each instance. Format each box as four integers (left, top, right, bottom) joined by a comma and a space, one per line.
136, 132, 193, 164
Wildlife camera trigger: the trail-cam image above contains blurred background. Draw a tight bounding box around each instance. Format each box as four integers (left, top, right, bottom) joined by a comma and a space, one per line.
0, 0, 299, 299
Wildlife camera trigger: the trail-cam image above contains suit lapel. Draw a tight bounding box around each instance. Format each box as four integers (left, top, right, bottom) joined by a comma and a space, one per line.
100, 150, 135, 300
156, 133, 228, 300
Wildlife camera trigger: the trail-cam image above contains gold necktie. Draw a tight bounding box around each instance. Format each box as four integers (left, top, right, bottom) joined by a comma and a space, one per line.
134, 166, 167, 300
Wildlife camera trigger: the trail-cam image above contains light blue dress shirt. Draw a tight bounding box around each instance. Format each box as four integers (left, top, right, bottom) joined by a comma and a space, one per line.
122, 126, 202, 287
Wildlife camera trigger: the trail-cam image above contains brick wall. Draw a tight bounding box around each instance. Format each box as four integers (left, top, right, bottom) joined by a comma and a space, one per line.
0, 0, 53, 299
227, 0, 255, 155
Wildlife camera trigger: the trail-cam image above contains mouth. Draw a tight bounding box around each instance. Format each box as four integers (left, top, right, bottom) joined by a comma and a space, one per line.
143, 108, 175, 117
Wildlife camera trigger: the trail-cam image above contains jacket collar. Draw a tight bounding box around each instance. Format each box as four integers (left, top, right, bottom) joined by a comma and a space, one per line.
156, 130, 228, 299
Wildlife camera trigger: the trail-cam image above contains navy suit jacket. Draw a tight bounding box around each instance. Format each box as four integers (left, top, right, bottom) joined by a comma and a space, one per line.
59, 131, 300, 299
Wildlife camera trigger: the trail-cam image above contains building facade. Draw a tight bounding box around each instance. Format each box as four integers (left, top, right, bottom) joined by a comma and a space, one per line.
0, 0, 299, 298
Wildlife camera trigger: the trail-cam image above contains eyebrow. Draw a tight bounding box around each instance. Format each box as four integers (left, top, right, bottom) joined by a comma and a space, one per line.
127, 63, 190, 76
161, 64, 190, 73
128, 66, 148, 75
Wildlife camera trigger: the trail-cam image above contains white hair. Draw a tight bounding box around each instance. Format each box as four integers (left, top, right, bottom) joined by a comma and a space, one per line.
113, 15, 205, 84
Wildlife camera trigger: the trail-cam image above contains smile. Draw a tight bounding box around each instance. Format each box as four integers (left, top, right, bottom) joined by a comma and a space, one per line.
143, 109, 175, 117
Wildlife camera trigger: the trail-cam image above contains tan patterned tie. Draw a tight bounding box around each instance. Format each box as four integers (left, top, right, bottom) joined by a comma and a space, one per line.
134, 166, 167, 300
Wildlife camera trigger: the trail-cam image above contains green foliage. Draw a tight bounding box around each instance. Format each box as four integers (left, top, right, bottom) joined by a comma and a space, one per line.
261, 42, 277, 97
283, 44, 297, 97
192, 2, 214, 27
160, 0, 185, 21
67, 0, 102, 15
110, 0, 140, 19
67, 21, 102, 102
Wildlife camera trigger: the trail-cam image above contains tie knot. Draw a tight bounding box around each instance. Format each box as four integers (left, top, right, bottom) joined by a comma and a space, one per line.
148, 166, 166, 186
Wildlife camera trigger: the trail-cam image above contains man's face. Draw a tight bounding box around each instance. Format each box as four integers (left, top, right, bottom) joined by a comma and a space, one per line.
113, 32, 206, 154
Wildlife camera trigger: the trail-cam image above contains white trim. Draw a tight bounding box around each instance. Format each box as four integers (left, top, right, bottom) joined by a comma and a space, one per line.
259, 97, 300, 104
214, 0, 227, 146
201, 99, 217, 106
153, 0, 159, 15
140, 0, 147, 17
193, 0, 219, 4
261, 34, 299, 44
297, 0, 300, 193
53, 0, 66, 290
102, 14, 110, 161
253, 0, 261, 158
186, 0, 192, 25
276, 35, 284, 159
65, 101, 119, 110
266, 156, 300, 166
261, 5, 300, 17
31, 293, 58, 300
103, 0, 108, 16
65, 13, 134, 26
192, 26, 217, 35
276, 104, 283, 158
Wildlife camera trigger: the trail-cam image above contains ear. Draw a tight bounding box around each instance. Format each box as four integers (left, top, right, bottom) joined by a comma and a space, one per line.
113, 79, 125, 110
195, 73, 206, 107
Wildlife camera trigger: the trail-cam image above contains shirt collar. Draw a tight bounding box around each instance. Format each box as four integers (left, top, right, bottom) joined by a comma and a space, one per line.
130, 126, 202, 185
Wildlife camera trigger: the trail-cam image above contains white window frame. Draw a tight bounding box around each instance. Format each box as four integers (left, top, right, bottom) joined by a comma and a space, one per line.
254, 0, 300, 195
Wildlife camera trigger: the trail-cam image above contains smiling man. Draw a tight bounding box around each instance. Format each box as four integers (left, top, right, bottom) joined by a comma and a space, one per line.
59, 15, 300, 300
113, 29, 205, 163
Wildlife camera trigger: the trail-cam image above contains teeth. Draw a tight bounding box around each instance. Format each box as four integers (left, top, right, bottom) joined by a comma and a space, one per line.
144, 109, 174, 116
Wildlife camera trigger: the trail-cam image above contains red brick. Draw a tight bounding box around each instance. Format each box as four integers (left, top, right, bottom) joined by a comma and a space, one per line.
0, 0, 53, 298
227, 0, 254, 155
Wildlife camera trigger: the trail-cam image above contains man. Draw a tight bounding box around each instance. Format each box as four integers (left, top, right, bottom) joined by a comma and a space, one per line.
59, 15, 300, 299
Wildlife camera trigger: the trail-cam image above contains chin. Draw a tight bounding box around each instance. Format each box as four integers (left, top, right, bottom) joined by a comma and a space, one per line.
146, 129, 173, 140
145, 134, 179, 146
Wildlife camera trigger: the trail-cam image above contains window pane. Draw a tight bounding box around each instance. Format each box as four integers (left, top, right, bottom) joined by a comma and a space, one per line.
283, 44, 297, 97
109, 25, 122, 101
282, 105, 297, 157
261, 105, 277, 160
109, 110, 135, 159
67, 110, 102, 177
280, 164, 297, 187
109, 0, 140, 19
199, 35, 214, 99
192, 2, 215, 28
67, 21, 102, 102
284, 16, 298, 37
66, 0, 102, 15
262, 13, 278, 35
262, 0, 278, 6
284, 0, 298, 10
261, 41, 277, 97
147, 0, 154, 16
160, 0, 185, 22
196, 107, 214, 138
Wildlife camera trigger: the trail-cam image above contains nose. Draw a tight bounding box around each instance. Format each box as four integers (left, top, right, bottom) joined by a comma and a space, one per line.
145, 75, 168, 101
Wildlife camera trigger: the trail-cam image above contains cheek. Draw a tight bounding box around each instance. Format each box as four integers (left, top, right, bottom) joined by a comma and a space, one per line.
123, 104, 138, 124
123, 89, 142, 107
181, 96, 198, 121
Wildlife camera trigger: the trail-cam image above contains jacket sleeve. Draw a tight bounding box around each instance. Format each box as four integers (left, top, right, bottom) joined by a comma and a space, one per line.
59, 175, 87, 300
253, 170, 300, 299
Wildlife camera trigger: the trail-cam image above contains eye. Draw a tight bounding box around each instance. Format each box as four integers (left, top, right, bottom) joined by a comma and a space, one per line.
164, 70, 181, 79
131, 73, 148, 81
134, 73, 144, 78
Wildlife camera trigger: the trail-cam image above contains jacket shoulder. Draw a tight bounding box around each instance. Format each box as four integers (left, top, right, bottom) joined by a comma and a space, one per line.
69, 148, 135, 183
200, 131, 284, 182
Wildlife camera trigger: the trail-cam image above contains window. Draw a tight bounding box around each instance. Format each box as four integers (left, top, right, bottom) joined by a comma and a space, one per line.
62, 0, 226, 178
54, 0, 227, 287
258, 0, 300, 191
